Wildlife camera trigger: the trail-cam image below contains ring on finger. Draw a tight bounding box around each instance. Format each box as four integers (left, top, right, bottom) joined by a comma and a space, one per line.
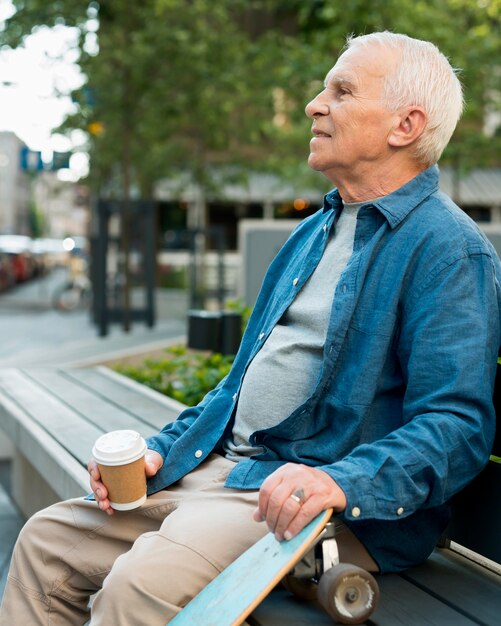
289, 488, 306, 505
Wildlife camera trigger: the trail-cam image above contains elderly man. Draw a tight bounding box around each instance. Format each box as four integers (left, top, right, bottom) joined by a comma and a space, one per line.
1, 32, 500, 626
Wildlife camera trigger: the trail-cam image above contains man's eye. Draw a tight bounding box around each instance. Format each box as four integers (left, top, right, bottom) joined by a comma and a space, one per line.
325, 83, 351, 97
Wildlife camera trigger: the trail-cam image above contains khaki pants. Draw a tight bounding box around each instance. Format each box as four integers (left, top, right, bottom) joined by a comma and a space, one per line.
0, 455, 377, 626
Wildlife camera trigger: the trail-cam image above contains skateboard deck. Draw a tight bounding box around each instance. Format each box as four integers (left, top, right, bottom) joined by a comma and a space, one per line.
169, 508, 333, 626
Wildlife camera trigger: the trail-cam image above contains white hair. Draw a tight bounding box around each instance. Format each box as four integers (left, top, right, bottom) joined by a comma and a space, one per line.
346, 32, 464, 166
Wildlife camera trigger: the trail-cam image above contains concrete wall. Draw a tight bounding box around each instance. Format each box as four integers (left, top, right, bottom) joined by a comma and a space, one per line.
0, 431, 13, 460
238, 219, 300, 306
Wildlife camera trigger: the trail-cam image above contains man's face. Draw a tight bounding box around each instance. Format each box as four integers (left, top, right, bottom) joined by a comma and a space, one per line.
305, 44, 398, 182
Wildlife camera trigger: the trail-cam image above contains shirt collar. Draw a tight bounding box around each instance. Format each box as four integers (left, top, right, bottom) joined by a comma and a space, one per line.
322, 165, 440, 229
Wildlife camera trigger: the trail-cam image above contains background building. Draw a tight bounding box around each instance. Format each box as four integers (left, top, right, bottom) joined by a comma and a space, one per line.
0, 131, 90, 240
439, 167, 501, 223
0, 131, 30, 235
33, 173, 89, 239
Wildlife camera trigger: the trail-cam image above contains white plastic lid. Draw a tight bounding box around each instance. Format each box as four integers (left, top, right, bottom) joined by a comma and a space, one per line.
92, 430, 147, 466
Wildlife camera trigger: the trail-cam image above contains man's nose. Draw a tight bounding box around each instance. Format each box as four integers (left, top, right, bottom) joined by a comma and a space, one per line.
305, 91, 329, 118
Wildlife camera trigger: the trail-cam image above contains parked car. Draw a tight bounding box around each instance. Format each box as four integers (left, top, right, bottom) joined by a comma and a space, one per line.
0, 235, 34, 283
0, 252, 16, 292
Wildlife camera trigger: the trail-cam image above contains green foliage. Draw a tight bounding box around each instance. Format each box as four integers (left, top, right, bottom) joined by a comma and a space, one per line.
157, 266, 187, 289
28, 202, 45, 238
2, 0, 294, 196
113, 344, 234, 406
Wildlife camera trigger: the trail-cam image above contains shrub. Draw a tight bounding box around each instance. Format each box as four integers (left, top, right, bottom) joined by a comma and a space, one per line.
113, 344, 234, 407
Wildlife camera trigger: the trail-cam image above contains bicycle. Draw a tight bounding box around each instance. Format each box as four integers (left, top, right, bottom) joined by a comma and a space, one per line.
52, 272, 91, 311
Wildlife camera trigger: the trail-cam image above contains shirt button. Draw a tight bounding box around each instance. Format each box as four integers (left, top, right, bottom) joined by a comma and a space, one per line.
397, 507, 404, 515
351, 507, 361, 518
232, 393, 237, 402
258, 332, 265, 340
323, 223, 328, 233
195, 449, 203, 458
293, 277, 299, 286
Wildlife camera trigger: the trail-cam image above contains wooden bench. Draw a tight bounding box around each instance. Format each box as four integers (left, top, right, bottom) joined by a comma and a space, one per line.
0, 366, 500, 625
0, 367, 184, 518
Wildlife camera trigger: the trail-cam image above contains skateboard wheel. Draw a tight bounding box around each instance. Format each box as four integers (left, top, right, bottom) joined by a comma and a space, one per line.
282, 574, 318, 601
317, 563, 379, 625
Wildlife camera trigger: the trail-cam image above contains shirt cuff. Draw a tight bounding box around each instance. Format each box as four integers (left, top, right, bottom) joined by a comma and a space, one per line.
320, 461, 409, 521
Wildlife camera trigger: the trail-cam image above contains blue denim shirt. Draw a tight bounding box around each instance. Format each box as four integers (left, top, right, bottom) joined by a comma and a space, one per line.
146, 166, 501, 572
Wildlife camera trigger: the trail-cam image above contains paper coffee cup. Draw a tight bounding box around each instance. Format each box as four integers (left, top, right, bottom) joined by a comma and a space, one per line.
92, 430, 147, 511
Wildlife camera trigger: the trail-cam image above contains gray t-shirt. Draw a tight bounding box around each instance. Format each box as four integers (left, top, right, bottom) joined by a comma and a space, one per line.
224, 201, 365, 461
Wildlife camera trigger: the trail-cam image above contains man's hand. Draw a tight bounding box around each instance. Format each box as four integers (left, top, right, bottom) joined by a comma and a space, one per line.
88, 449, 164, 515
253, 463, 347, 541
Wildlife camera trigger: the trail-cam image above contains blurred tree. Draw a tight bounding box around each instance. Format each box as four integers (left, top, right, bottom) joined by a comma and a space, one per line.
1, 2, 283, 205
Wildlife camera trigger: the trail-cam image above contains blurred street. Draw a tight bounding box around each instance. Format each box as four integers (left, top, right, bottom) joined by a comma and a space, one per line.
0, 268, 188, 367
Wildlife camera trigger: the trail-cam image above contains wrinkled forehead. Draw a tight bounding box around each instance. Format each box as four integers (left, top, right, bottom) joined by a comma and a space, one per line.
324, 43, 398, 89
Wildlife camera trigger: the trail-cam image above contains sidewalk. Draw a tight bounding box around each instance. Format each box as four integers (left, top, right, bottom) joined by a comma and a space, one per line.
0, 268, 188, 367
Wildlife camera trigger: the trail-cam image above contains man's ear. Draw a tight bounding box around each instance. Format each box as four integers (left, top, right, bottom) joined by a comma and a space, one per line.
388, 106, 427, 148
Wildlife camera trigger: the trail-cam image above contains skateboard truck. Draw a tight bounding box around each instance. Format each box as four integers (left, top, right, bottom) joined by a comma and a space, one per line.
284, 520, 380, 625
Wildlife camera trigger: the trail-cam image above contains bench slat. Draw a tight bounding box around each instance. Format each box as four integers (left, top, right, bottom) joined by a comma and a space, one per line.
372, 574, 480, 625
402, 549, 501, 625
22, 369, 157, 440
0, 385, 88, 500
249, 587, 346, 626
67, 367, 181, 430
251, 576, 481, 626
0, 369, 102, 466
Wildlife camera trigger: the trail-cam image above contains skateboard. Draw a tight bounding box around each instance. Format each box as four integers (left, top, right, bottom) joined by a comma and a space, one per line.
169, 508, 334, 626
